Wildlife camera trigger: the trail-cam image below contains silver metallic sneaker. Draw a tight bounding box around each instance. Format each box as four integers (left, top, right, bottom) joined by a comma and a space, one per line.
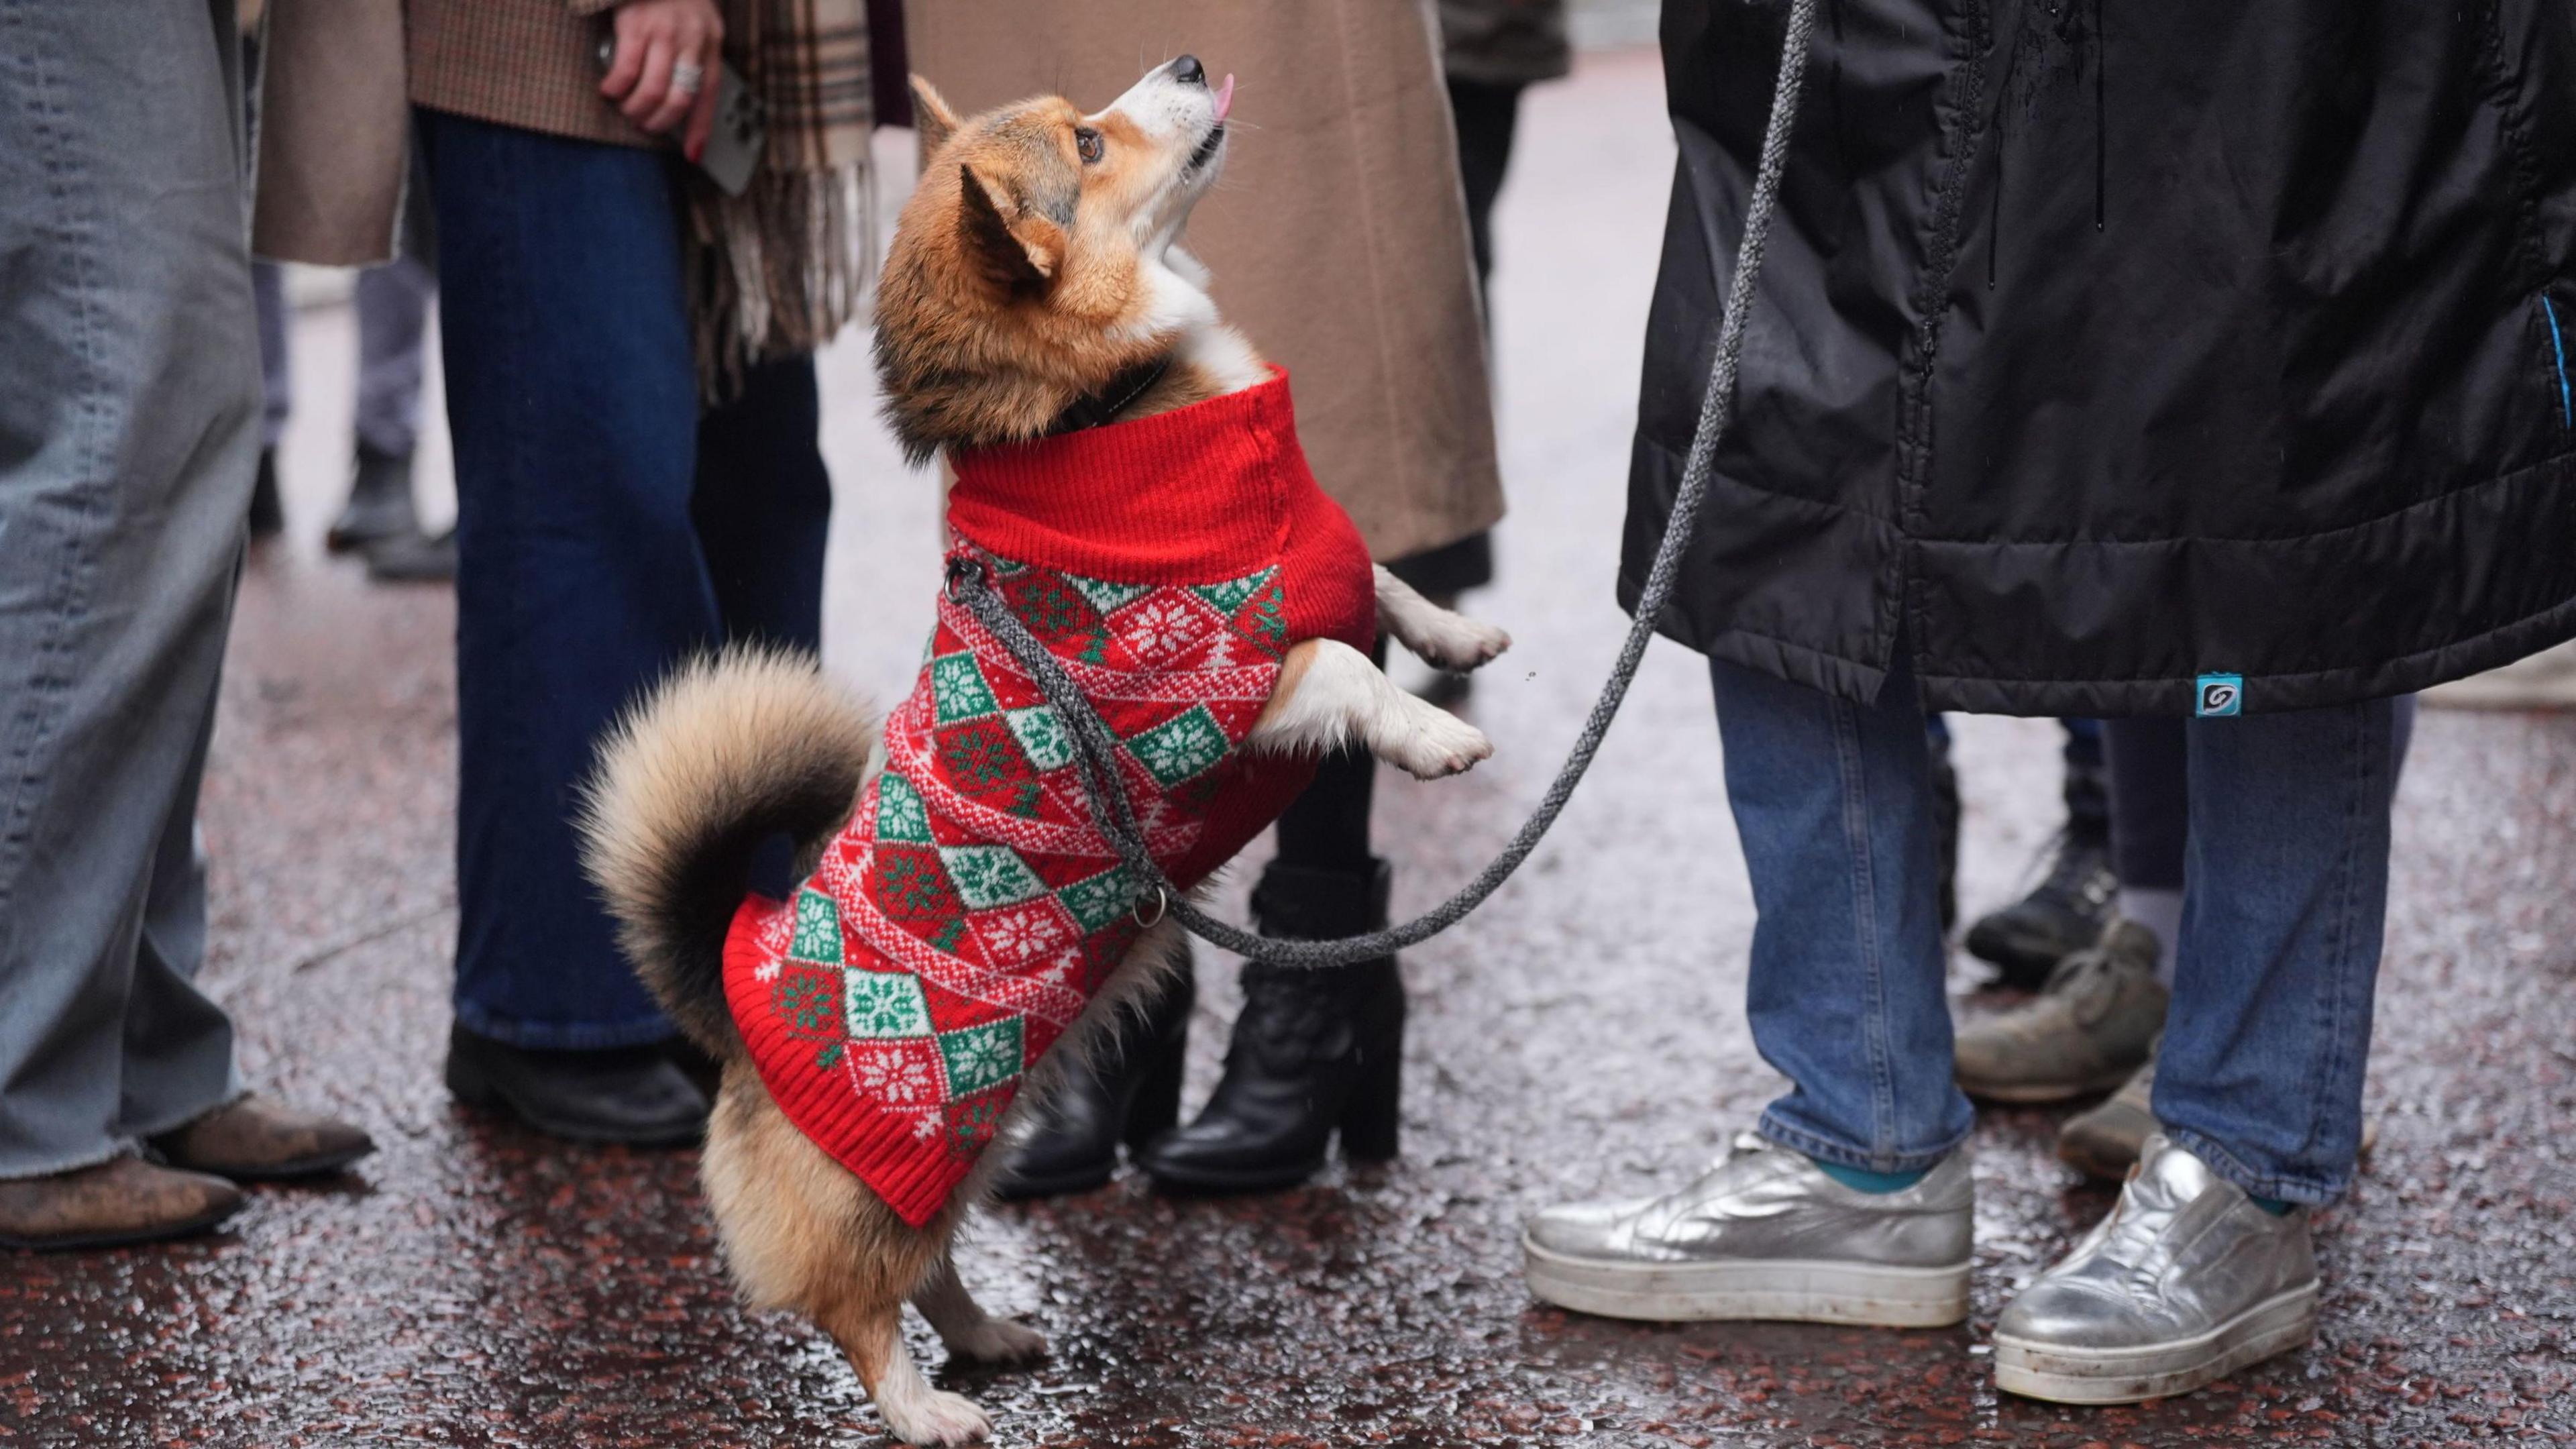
1523, 1131, 1972, 1327
1994, 1134, 2316, 1403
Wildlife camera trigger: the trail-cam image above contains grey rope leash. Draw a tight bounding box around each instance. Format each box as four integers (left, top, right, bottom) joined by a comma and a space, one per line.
949, 0, 1818, 967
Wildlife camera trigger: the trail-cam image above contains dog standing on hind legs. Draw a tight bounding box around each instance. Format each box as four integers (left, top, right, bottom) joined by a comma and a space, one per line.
580, 58, 1509, 1446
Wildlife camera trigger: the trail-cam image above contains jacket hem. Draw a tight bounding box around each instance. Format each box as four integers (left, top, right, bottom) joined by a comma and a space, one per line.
1620, 569, 2576, 718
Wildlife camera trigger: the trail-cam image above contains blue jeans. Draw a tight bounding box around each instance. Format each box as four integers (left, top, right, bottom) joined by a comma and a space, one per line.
419, 111, 831, 1049
0, 0, 254, 1175
1713, 659, 2396, 1204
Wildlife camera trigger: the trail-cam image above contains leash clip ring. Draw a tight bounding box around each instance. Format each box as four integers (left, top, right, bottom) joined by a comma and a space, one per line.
1132, 886, 1169, 928
943, 555, 989, 603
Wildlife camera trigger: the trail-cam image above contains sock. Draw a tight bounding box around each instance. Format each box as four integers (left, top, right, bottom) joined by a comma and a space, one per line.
1810, 1156, 1929, 1193
2117, 886, 2184, 985
2250, 1195, 2296, 1216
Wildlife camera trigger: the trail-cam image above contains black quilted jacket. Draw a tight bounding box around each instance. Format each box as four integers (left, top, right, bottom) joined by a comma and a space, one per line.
1622, 0, 2576, 716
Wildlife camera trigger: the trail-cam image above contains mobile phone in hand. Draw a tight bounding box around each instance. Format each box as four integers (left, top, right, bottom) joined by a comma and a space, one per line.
594, 31, 767, 197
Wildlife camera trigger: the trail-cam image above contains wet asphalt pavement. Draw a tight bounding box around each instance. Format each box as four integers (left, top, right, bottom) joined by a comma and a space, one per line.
5, 50, 2572, 1449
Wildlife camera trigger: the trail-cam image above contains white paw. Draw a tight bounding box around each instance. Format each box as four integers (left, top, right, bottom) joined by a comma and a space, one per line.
1387, 708, 1494, 780
880, 1387, 991, 1446
1413, 617, 1513, 674
947, 1316, 1048, 1364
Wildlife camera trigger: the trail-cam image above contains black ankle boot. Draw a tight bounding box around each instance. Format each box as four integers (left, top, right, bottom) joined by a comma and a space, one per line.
327, 443, 419, 551
1964, 822, 2117, 988
443, 1023, 709, 1147
994, 961, 1193, 1200
1138, 859, 1404, 1194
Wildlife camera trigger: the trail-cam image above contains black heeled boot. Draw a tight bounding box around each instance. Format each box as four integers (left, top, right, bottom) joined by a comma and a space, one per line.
994, 960, 1193, 1200
1138, 859, 1404, 1193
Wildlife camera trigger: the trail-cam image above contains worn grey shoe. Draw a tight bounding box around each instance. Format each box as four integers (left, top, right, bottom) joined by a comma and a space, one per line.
1523, 1131, 1972, 1327
2057, 1041, 2161, 1179
2059, 1046, 2378, 1181
1954, 918, 2167, 1102
1995, 1134, 2316, 1403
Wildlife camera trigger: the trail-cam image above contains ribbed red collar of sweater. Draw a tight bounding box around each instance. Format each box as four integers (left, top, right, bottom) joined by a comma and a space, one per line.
947, 366, 1309, 584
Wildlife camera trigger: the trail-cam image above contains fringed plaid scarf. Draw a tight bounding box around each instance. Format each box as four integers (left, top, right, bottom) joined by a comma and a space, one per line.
686, 0, 875, 393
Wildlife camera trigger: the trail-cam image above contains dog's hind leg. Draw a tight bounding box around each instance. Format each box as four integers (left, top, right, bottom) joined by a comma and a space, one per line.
818, 1294, 993, 1447
1248, 638, 1493, 780
912, 1248, 1049, 1364
1373, 565, 1511, 673
702, 1065, 991, 1446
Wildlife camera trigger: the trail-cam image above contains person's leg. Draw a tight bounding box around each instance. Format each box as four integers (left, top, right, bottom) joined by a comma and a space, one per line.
117, 706, 238, 1144
1715, 659, 1972, 1171
1443, 76, 1523, 304
1995, 698, 2393, 1404
2159, 698, 2396, 1204
0, 0, 258, 1173
1521, 657, 1972, 1327
0, 0, 265, 1246
337, 255, 435, 542
352, 258, 435, 462
1137, 647, 1403, 1193
254, 262, 293, 454
420, 111, 720, 1061
692, 355, 831, 651
1924, 713, 1959, 931
330, 257, 438, 551
1955, 714, 2173, 1102
1962, 718, 2117, 985
2104, 716, 2188, 974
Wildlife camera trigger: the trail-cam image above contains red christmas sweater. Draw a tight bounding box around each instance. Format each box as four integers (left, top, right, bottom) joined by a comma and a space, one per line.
721, 368, 1375, 1226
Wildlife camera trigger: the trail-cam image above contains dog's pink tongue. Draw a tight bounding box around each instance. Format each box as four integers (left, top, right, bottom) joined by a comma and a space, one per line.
1213, 74, 1236, 122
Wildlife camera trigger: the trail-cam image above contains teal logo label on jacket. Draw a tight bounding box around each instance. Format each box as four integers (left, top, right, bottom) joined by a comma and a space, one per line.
2195, 674, 2243, 718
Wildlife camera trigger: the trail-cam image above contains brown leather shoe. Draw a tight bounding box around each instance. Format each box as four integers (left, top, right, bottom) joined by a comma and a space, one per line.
148, 1095, 375, 1181
0, 1157, 244, 1251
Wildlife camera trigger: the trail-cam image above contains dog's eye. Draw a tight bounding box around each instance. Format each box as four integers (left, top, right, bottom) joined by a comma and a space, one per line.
1075, 127, 1104, 164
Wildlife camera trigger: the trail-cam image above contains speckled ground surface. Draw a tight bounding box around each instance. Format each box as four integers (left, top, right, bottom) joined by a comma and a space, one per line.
4, 50, 2571, 1449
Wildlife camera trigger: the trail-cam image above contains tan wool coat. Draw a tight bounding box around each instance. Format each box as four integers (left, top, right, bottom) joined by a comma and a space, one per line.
905, 0, 1505, 563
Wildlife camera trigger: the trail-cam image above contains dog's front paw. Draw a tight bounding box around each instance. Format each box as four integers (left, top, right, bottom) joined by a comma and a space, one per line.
879, 1387, 991, 1446
1414, 616, 1513, 674
1387, 708, 1493, 780
947, 1316, 1048, 1364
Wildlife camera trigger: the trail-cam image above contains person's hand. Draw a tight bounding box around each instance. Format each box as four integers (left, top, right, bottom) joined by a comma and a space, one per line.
600, 0, 723, 159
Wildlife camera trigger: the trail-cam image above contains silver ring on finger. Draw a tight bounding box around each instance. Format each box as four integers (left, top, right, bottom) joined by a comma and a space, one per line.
670, 60, 706, 97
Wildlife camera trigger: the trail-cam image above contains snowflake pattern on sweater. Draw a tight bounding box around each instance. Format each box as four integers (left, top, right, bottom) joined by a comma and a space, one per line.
723, 548, 1307, 1224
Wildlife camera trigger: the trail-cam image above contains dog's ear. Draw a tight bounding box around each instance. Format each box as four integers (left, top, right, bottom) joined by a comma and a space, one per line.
911, 74, 963, 152
959, 162, 1060, 289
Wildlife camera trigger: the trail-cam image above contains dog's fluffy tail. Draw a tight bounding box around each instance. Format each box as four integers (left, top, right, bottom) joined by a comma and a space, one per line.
579, 645, 877, 1058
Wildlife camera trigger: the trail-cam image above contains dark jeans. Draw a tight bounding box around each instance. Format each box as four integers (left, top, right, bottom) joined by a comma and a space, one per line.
418, 110, 830, 1049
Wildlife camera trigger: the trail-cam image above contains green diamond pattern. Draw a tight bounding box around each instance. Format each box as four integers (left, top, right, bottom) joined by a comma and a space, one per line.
930, 652, 999, 723
1004, 705, 1073, 773
938, 845, 1045, 910
1056, 864, 1140, 932
1126, 705, 1230, 786
789, 888, 843, 963
875, 773, 934, 844
936, 1018, 1024, 1097
1191, 566, 1275, 618
843, 969, 932, 1039
1066, 574, 1150, 616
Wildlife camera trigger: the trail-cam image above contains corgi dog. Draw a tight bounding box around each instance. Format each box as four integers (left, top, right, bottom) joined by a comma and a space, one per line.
579, 58, 1509, 1446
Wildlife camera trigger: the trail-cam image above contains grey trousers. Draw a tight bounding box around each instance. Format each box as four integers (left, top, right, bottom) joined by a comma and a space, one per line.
0, 0, 258, 1178
253, 254, 435, 458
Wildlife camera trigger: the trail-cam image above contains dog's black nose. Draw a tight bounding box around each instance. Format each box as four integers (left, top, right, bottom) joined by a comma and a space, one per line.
1169, 54, 1205, 87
